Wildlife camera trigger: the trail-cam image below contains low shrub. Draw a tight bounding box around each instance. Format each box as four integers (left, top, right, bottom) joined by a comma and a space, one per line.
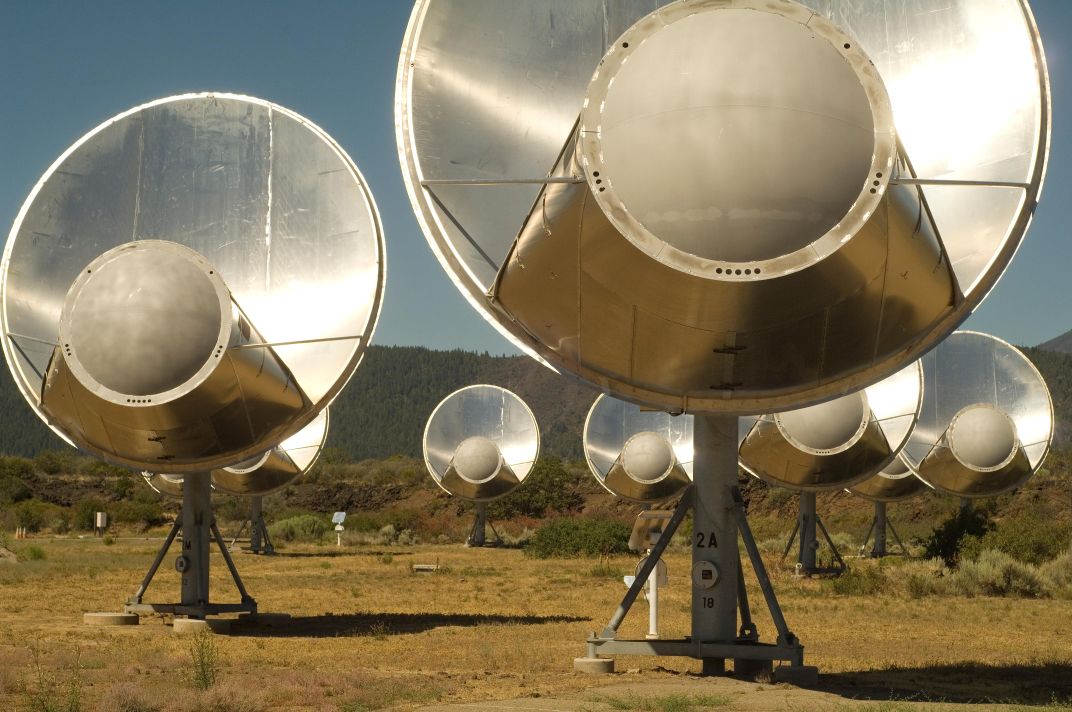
111, 501, 168, 532
924, 507, 993, 566
952, 549, 1046, 598
0, 473, 31, 505
524, 517, 630, 558
1040, 546, 1072, 597
901, 559, 950, 598
960, 512, 1072, 566
19, 545, 46, 561
268, 514, 329, 543
34, 450, 77, 475
74, 498, 107, 531
12, 500, 49, 532
489, 456, 584, 519
829, 564, 885, 596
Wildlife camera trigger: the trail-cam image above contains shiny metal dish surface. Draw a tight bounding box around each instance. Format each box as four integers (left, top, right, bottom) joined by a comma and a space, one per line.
738, 360, 923, 492
396, 0, 1049, 414
584, 394, 694, 503
848, 453, 931, 503
143, 408, 330, 498
423, 384, 540, 502
902, 331, 1053, 498
3, 93, 384, 470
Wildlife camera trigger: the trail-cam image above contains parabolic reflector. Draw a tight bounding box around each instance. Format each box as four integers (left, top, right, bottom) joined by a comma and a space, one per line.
396, 0, 1049, 414
423, 385, 539, 501
142, 387, 330, 499
3, 93, 385, 472
848, 453, 931, 503
738, 361, 923, 491
902, 331, 1053, 498
584, 394, 693, 503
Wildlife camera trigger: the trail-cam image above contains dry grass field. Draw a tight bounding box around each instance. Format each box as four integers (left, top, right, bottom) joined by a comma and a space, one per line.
1, 536, 1071, 712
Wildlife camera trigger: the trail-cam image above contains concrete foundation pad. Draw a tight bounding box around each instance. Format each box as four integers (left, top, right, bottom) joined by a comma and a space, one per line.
84, 612, 139, 626
173, 618, 232, 635
773, 664, 819, 687
573, 657, 615, 674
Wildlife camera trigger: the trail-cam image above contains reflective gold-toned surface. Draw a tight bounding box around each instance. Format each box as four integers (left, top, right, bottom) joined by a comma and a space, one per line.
738, 361, 923, 492
3, 94, 385, 470
848, 454, 930, 503
584, 395, 693, 503
903, 332, 1053, 498
423, 385, 539, 502
144, 408, 330, 498
397, 0, 1049, 414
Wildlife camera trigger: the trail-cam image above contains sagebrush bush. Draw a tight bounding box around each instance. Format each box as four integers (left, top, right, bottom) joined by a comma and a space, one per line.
830, 564, 885, 596
524, 517, 630, 558
960, 512, 1072, 566
900, 559, 950, 598
1040, 546, 1072, 598
952, 549, 1046, 598
268, 514, 329, 543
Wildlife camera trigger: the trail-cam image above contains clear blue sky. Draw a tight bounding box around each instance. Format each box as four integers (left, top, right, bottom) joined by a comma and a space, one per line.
1, 1, 1070, 355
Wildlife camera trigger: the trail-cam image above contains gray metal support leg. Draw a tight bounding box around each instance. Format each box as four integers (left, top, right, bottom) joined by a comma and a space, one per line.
601, 490, 692, 639
871, 501, 888, 558
212, 521, 255, 609
468, 503, 487, 547
692, 414, 740, 675
128, 517, 181, 605
250, 496, 264, 554
180, 474, 212, 617
798, 492, 818, 574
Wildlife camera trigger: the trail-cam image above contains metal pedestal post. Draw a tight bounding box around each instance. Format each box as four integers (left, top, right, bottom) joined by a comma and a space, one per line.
466, 503, 503, 547
798, 492, 818, 574
125, 473, 257, 620
468, 503, 487, 547
576, 415, 816, 684
783, 492, 845, 576
871, 501, 888, 558
692, 414, 739, 674
249, 496, 274, 555
861, 501, 910, 559
181, 473, 212, 613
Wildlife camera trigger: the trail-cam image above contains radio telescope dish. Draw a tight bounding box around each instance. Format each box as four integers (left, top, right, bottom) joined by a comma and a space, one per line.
211, 407, 329, 497
902, 331, 1053, 499
142, 472, 186, 499
3, 93, 385, 473
849, 454, 930, 503
423, 385, 539, 502
397, 0, 1049, 415
739, 361, 923, 492
584, 394, 693, 503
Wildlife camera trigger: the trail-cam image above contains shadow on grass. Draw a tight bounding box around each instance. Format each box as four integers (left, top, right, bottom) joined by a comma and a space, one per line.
232, 611, 589, 638
818, 662, 1072, 706
268, 550, 415, 558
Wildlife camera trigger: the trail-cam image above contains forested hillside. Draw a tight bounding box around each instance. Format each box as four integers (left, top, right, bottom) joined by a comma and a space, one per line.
0, 346, 598, 461
0, 343, 1068, 461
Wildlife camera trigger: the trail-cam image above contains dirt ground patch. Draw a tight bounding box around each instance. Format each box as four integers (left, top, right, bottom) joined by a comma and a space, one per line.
0, 538, 1070, 711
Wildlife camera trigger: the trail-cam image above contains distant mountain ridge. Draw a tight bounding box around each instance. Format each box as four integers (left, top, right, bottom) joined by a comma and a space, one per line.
1039, 329, 1072, 354
0, 345, 598, 462
0, 341, 1068, 461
